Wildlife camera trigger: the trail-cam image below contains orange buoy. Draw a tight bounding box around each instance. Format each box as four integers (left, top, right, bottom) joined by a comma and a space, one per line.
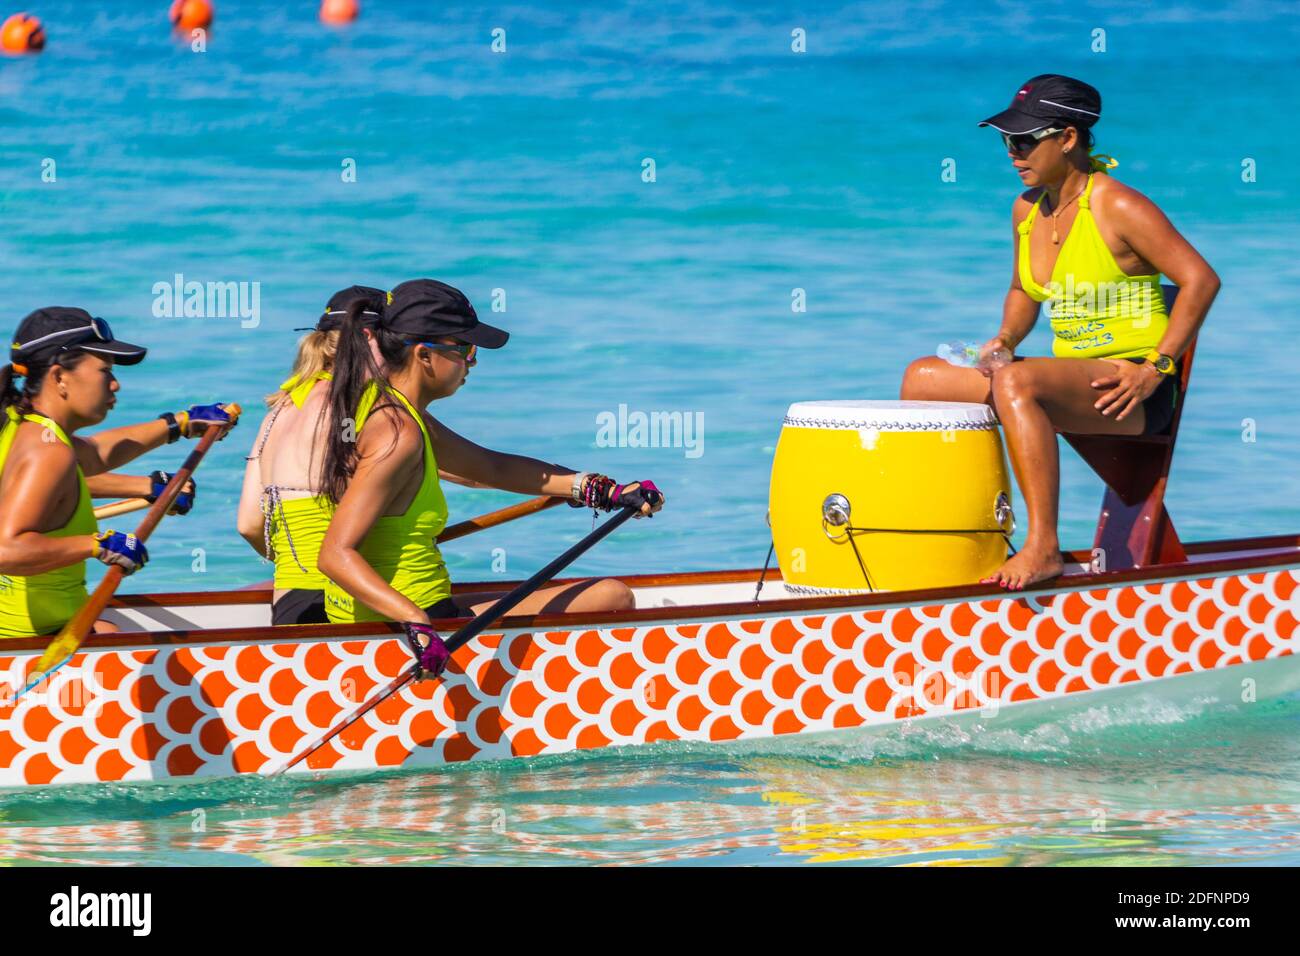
1, 12, 45, 54
169, 0, 214, 31
320, 0, 359, 25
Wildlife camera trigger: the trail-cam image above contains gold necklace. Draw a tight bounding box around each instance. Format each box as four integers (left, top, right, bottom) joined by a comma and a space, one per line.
1044, 174, 1090, 244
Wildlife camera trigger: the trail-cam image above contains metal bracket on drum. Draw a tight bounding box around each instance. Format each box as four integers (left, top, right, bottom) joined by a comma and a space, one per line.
820, 493, 876, 590
821, 493, 852, 540
995, 491, 1016, 536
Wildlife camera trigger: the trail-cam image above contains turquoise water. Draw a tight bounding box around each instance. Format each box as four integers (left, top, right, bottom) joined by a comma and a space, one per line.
1, 0, 1298, 864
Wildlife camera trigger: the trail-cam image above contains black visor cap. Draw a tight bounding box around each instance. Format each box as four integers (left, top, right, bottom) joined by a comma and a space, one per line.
979, 73, 1102, 134
12, 307, 147, 366
315, 285, 387, 332
382, 279, 508, 349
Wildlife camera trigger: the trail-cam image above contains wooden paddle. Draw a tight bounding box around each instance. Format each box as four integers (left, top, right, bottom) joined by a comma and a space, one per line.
93, 497, 150, 521
20, 405, 242, 694
269, 504, 640, 776
437, 494, 565, 544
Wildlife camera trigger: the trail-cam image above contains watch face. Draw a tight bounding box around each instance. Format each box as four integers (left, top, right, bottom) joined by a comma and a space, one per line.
1155, 356, 1174, 373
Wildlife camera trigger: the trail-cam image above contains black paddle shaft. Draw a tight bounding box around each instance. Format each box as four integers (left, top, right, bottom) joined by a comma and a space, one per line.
443, 505, 638, 653
270, 505, 644, 775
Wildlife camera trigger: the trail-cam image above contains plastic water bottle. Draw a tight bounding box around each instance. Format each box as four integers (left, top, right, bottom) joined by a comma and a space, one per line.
937, 341, 1011, 372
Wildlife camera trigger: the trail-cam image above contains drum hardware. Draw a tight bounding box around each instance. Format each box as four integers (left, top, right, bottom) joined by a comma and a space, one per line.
995, 491, 1016, 536
819, 495, 1019, 589
753, 540, 776, 602
822, 494, 851, 532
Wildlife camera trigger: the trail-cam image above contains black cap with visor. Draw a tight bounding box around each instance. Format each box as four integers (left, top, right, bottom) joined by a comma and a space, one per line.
382, 279, 508, 349
307, 285, 387, 333
11, 307, 147, 369
979, 74, 1102, 134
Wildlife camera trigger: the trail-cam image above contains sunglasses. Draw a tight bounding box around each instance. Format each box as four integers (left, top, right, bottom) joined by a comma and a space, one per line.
406, 340, 476, 361
1001, 128, 1064, 154
17, 317, 116, 354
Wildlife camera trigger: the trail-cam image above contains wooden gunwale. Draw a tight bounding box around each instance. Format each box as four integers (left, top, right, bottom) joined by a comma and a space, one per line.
2, 532, 1294, 655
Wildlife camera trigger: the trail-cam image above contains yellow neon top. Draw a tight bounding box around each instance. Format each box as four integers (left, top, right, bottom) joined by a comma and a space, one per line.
262, 372, 334, 592
324, 384, 451, 623
1018, 170, 1169, 360
0, 408, 96, 639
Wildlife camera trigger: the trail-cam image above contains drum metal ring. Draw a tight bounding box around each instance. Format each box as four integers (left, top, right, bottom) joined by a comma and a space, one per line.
994, 491, 1016, 535
822, 493, 851, 540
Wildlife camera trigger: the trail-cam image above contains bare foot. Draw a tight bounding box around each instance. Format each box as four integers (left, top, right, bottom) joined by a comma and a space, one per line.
981, 546, 1064, 591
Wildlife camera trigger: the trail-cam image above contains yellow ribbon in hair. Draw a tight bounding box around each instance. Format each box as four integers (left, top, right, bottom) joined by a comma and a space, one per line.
11, 362, 28, 377
278, 370, 333, 409
1089, 153, 1119, 173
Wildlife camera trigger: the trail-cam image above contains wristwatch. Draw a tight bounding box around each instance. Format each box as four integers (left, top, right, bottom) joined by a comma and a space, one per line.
1143, 349, 1176, 376
158, 411, 182, 443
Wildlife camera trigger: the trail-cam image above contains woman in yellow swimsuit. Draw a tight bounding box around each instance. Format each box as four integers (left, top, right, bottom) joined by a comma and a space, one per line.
0, 307, 235, 638
236, 285, 386, 625
900, 74, 1221, 590
318, 279, 663, 672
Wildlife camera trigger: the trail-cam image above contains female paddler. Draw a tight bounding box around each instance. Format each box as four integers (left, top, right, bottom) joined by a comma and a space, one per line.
318, 279, 664, 672
0, 307, 236, 639
237, 285, 386, 625
901, 74, 1221, 590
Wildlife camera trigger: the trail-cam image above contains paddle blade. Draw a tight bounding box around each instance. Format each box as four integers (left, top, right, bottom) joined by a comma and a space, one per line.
31, 619, 82, 677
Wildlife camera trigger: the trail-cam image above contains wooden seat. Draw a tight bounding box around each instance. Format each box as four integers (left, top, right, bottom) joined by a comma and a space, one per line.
1059, 285, 1194, 571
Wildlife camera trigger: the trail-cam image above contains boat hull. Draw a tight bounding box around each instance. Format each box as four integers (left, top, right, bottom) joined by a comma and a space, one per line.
1, 547, 1297, 787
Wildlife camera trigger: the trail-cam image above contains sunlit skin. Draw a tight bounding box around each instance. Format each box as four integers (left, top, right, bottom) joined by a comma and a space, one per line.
318, 337, 664, 624
900, 125, 1220, 590
236, 364, 336, 603
0, 356, 186, 634
237, 329, 501, 599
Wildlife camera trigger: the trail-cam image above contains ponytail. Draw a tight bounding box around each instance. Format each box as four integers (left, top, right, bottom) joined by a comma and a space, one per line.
0, 365, 23, 418
1089, 152, 1119, 174
264, 329, 339, 407
0, 352, 88, 420
320, 300, 411, 505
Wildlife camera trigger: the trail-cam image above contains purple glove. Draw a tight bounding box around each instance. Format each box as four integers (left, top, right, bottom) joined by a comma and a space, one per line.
580, 475, 666, 515
613, 479, 664, 516
402, 622, 450, 680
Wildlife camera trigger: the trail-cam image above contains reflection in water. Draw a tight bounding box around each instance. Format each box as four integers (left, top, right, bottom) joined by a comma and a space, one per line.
2, 694, 1299, 866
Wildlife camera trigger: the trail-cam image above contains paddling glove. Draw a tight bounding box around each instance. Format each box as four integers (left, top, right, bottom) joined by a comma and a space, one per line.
146, 470, 196, 515
93, 530, 149, 574
578, 475, 665, 516
613, 479, 664, 517
178, 403, 237, 439
402, 622, 450, 680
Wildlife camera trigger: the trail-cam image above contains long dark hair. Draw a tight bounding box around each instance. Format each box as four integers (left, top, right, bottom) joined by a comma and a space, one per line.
320, 300, 414, 505
0, 351, 91, 420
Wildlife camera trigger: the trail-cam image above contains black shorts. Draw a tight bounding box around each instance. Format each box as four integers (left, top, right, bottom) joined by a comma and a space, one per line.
1122, 357, 1180, 436
424, 596, 470, 621
272, 589, 328, 626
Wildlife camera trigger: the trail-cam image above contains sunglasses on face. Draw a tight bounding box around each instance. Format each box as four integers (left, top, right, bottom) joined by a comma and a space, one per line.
1001, 128, 1064, 154
406, 340, 477, 361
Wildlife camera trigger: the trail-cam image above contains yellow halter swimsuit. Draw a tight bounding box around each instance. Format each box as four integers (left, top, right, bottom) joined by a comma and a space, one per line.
254, 371, 335, 592
0, 409, 96, 639
324, 384, 451, 623
1018, 171, 1169, 360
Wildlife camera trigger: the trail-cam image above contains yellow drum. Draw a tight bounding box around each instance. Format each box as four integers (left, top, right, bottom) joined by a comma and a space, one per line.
769, 400, 1013, 594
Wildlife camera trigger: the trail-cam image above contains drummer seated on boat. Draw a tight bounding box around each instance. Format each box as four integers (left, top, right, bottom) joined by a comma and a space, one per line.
317, 279, 664, 664
0, 307, 236, 639
899, 74, 1220, 590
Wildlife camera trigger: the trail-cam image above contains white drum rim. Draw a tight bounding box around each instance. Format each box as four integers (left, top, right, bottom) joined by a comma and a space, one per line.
783, 400, 998, 431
